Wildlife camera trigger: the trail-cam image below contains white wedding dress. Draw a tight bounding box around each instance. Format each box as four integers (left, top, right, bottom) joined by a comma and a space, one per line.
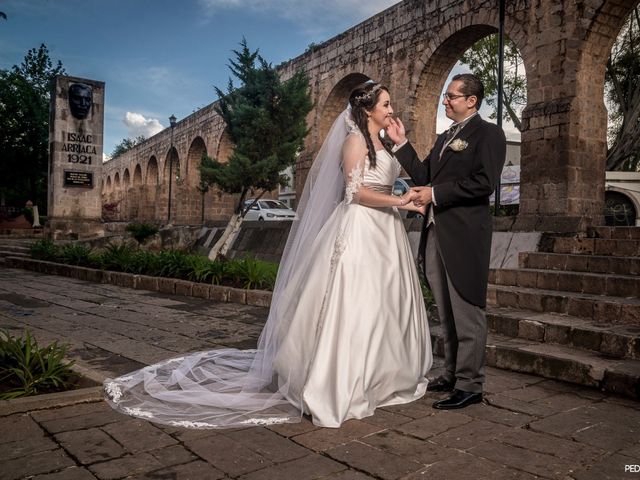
104, 110, 432, 429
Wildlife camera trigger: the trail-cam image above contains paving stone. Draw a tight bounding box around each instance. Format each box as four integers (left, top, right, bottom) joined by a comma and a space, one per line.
0, 435, 58, 461
323, 470, 375, 479
404, 451, 537, 480
226, 426, 309, 462
55, 428, 126, 465
530, 402, 640, 451
396, 411, 472, 440
359, 408, 414, 428
38, 408, 124, 434
292, 419, 382, 451
237, 453, 347, 480
362, 430, 457, 465
101, 419, 178, 453
31, 467, 98, 479
88, 452, 164, 479
469, 438, 578, 478
183, 432, 271, 476
499, 384, 558, 402
0, 414, 45, 444
125, 460, 226, 480
379, 399, 434, 418
459, 402, 535, 427
497, 428, 606, 463
266, 416, 320, 437
325, 440, 423, 480
429, 419, 512, 450
531, 392, 596, 411
147, 444, 197, 466
568, 453, 639, 480
485, 392, 557, 417
0, 449, 75, 480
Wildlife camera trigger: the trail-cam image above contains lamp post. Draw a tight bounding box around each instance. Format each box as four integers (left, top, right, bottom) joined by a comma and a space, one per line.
494, 0, 505, 216
167, 114, 177, 223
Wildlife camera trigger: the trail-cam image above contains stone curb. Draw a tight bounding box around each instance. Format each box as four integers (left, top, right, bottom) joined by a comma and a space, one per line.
0, 386, 104, 417
0, 363, 104, 416
4, 256, 273, 308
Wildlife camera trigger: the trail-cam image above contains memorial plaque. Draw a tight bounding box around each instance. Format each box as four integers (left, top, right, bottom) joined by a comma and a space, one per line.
63, 170, 93, 188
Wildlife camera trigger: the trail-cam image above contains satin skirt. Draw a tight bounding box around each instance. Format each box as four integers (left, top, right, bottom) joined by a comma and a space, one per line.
273, 202, 432, 427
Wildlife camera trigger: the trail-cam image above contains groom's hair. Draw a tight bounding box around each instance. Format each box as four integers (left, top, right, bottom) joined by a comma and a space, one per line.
452, 73, 484, 109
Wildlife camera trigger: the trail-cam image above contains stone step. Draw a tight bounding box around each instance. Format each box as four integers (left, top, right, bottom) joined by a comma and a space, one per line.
0, 244, 31, 254
0, 249, 30, 258
486, 306, 640, 360
587, 226, 640, 240
544, 236, 640, 256
487, 284, 640, 324
0, 229, 44, 238
489, 268, 640, 298
430, 329, 640, 399
520, 251, 640, 276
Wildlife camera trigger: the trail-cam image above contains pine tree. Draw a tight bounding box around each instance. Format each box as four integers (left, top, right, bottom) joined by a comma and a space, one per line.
200, 39, 312, 258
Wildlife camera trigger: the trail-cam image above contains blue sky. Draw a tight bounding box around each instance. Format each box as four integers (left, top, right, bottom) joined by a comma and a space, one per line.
1, 0, 518, 159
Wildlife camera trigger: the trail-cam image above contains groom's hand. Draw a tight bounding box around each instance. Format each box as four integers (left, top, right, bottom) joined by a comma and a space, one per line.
385, 117, 407, 146
410, 186, 432, 207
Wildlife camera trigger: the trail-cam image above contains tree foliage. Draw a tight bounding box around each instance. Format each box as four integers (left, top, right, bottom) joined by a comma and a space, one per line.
111, 135, 146, 158
199, 38, 312, 215
460, 34, 526, 131
605, 7, 640, 171
0, 44, 65, 211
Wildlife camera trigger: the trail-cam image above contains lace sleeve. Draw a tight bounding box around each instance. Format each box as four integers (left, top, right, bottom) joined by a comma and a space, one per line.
342, 133, 367, 204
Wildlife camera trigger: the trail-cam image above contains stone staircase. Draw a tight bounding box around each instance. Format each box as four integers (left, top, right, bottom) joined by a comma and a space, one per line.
480, 226, 639, 399
0, 231, 43, 265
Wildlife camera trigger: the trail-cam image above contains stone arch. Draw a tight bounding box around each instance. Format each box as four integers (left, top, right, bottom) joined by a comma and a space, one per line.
123, 168, 131, 189
114, 172, 121, 190
318, 73, 371, 143
216, 129, 233, 164
105, 176, 112, 193
411, 24, 525, 156
163, 147, 180, 185
133, 164, 143, 186
186, 136, 207, 186
146, 156, 159, 185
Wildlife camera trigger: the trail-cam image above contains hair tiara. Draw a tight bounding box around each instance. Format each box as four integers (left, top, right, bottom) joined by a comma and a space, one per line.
354, 83, 382, 104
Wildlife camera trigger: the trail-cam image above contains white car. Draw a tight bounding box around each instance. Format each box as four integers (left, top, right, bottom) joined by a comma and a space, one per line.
243, 199, 297, 221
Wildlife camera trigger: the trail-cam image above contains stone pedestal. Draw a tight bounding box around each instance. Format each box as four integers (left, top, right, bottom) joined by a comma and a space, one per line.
47, 76, 105, 239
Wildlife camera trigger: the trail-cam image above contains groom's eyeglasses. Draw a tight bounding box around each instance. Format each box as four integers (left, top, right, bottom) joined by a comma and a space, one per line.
442, 93, 469, 101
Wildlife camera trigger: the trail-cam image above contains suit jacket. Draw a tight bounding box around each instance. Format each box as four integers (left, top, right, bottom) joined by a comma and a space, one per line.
395, 114, 506, 307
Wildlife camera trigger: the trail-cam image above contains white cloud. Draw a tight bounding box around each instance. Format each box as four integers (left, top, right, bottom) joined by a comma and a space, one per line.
198, 0, 399, 32
123, 112, 164, 139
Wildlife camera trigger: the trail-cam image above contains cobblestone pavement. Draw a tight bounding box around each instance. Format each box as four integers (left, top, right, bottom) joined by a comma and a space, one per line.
0, 267, 639, 480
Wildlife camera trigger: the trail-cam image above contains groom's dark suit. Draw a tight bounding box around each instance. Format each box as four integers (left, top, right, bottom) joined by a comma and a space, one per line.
396, 113, 506, 393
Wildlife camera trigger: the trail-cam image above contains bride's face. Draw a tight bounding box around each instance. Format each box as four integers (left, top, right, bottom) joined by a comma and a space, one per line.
368, 90, 393, 130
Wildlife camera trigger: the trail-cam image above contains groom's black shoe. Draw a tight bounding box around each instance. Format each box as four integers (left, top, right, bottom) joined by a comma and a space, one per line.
426, 376, 455, 392
432, 389, 482, 410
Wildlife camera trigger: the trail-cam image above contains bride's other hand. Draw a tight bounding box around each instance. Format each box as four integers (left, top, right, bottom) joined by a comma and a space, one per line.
385, 117, 406, 146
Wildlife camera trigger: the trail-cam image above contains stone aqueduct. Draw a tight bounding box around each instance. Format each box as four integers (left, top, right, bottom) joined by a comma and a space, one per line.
102, 0, 639, 231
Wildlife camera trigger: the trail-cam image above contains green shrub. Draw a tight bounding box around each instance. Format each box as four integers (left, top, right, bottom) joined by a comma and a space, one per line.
157, 250, 192, 279
0, 330, 76, 399
185, 255, 226, 284
59, 243, 93, 267
30, 239, 59, 261
126, 222, 159, 244
226, 257, 278, 290
97, 242, 138, 272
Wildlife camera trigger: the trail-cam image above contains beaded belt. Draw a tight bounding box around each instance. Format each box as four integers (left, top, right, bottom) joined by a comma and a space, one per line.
363, 183, 393, 195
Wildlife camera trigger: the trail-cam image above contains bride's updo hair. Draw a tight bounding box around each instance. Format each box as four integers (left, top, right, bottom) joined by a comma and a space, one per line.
349, 81, 393, 168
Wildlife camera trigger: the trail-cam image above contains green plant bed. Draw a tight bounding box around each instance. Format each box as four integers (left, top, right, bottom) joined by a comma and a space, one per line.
0, 330, 78, 400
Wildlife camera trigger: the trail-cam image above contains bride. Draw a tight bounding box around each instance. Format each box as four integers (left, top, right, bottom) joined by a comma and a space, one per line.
104, 81, 433, 428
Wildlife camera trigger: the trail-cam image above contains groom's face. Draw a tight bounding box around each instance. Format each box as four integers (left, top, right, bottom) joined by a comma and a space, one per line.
443, 80, 477, 123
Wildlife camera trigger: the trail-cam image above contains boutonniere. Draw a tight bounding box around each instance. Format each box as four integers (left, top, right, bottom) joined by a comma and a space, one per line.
449, 139, 468, 152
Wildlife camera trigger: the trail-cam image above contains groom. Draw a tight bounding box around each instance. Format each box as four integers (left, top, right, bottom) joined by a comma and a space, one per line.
386, 73, 506, 409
